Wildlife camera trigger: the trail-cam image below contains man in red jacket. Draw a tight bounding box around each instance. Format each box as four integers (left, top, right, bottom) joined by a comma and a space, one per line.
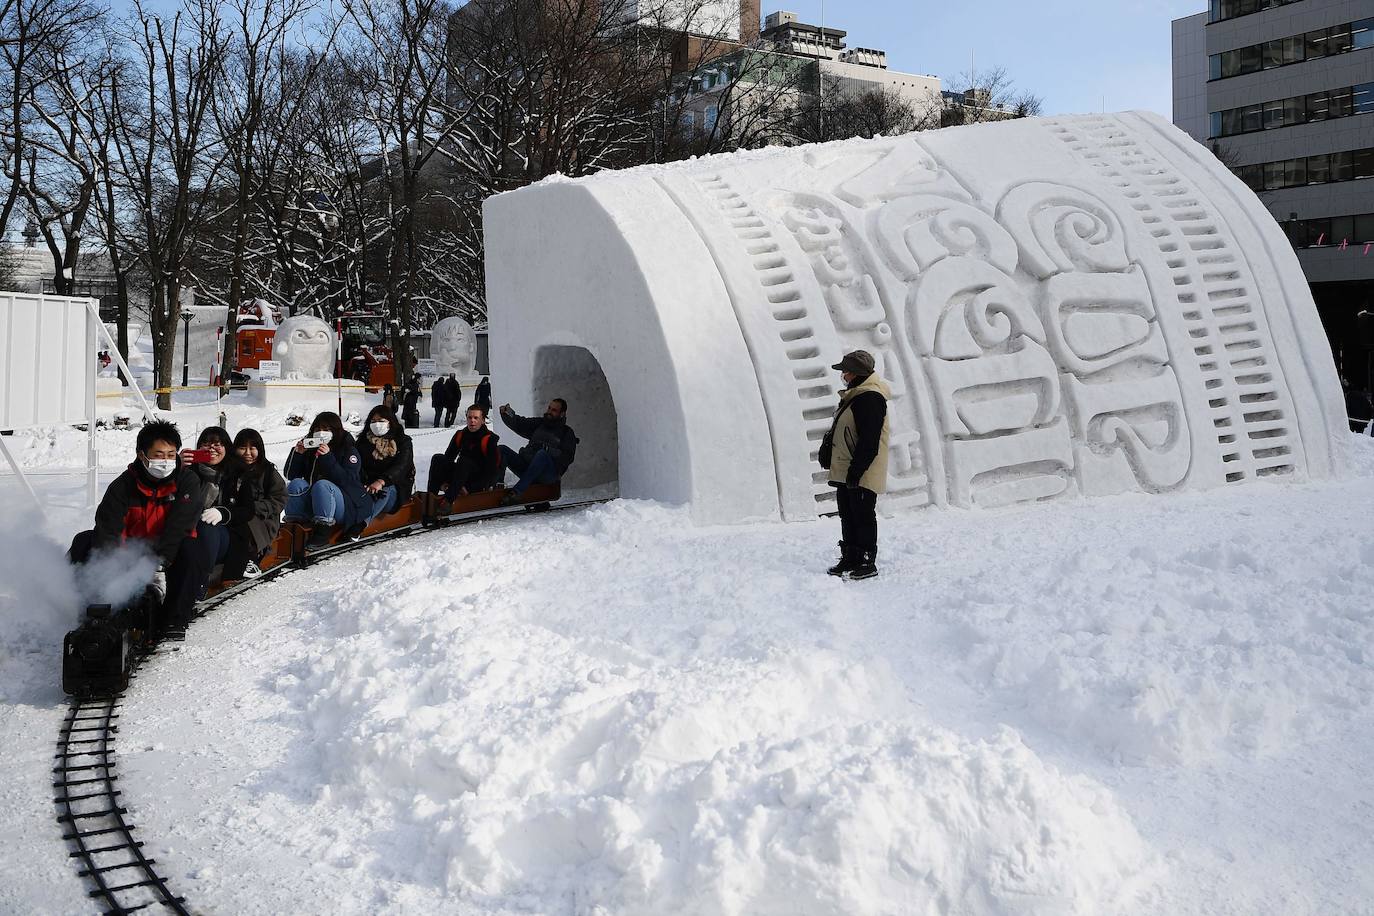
68, 419, 206, 630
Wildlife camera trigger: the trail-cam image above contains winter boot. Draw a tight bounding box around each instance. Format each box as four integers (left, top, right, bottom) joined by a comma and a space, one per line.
306, 521, 335, 551
847, 548, 878, 581
827, 542, 858, 577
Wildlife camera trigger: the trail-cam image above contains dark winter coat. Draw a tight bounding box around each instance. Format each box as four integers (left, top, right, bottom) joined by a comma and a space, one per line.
284, 436, 372, 526
503, 411, 578, 475
403, 384, 422, 413
474, 377, 492, 411
221, 461, 288, 555
444, 376, 461, 407
431, 381, 447, 409
92, 461, 202, 565
444, 426, 501, 479
358, 429, 416, 506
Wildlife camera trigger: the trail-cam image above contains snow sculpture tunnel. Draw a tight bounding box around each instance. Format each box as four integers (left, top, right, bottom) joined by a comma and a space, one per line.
483, 111, 1349, 525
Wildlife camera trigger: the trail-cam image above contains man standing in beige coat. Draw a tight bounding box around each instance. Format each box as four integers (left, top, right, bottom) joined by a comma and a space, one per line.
821, 350, 890, 580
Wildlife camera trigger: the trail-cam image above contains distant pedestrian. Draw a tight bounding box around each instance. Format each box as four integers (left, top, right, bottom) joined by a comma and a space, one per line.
402, 376, 422, 428
431, 375, 447, 427
475, 376, 492, 415
819, 350, 889, 581
443, 374, 461, 427
380, 383, 397, 415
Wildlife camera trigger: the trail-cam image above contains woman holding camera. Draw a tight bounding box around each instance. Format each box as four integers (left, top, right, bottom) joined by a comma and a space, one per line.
357, 405, 414, 529
219, 428, 287, 579
284, 411, 371, 550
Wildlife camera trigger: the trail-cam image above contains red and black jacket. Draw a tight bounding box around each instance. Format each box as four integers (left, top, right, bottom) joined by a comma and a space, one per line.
444, 426, 501, 479
91, 462, 202, 565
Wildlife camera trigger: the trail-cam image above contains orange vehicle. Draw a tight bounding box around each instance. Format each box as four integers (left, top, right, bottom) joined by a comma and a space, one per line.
236, 327, 276, 372
339, 311, 396, 389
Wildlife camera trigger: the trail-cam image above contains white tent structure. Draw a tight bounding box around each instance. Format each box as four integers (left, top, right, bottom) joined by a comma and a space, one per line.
0, 292, 150, 511
483, 112, 1348, 524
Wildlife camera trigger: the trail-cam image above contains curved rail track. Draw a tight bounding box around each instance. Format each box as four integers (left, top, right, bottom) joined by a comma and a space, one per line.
53, 495, 610, 913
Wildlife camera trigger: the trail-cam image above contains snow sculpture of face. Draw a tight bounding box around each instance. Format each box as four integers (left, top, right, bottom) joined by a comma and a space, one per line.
272, 315, 335, 380
433, 316, 477, 377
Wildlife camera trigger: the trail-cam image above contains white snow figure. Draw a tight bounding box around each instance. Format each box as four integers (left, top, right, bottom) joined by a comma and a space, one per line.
432, 316, 477, 378
483, 111, 1349, 524
271, 315, 335, 380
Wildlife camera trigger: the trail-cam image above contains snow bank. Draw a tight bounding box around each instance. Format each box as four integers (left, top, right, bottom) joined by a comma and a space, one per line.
280, 539, 1155, 914
485, 112, 1347, 524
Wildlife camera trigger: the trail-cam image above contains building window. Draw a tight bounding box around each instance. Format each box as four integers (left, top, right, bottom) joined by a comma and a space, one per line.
1209, 19, 1374, 82
1209, 0, 1305, 24
1279, 212, 1374, 247
1234, 146, 1374, 192
1210, 82, 1374, 137
704, 104, 718, 133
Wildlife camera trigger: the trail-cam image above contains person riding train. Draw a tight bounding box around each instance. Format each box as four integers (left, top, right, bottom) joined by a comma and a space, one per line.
217, 428, 287, 580
356, 405, 415, 530
424, 404, 502, 521
67, 419, 204, 631
188, 425, 236, 575
497, 398, 577, 505
283, 411, 373, 551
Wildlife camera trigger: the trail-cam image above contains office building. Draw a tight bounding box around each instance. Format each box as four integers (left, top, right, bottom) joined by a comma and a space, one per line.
1173, 0, 1374, 382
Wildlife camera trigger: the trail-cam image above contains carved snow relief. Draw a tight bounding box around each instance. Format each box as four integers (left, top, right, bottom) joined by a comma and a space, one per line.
483, 112, 1347, 523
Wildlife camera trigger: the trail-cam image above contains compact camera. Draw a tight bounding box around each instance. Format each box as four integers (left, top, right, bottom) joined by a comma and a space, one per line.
302, 431, 333, 449
180, 448, 216, 464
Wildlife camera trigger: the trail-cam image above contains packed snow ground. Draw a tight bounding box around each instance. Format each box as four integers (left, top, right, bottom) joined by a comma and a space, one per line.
2, 390, 1373, 915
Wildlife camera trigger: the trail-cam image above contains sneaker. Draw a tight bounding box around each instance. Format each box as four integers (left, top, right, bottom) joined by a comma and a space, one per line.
344, 523, 367, 542
242, 561, 262, 579
500, 490, 521, 507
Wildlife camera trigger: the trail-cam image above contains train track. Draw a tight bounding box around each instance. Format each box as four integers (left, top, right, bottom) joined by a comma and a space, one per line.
53, 495, 611, 914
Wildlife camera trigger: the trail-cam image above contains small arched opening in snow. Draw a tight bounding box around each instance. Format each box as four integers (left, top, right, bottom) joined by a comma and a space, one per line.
530, 344, 618, 493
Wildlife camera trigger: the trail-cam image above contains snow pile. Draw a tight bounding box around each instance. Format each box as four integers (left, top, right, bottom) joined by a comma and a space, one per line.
945, 495, 1374, 766
283, 543, 1155, 914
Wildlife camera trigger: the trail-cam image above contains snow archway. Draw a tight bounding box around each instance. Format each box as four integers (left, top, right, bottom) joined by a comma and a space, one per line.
484, 112, 1349, 524
530, 345, 618, 491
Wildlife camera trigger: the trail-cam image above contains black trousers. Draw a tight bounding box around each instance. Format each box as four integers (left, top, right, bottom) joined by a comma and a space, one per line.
426, 453, 497, 496
68, 529, 209, 628
835, 485, 878, 554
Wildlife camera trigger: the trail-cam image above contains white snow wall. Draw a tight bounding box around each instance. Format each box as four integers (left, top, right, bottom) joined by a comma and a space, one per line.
483, 111, 1348, 524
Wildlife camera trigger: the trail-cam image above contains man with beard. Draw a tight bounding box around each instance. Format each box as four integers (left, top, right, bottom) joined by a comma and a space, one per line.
497, 398, 578, 505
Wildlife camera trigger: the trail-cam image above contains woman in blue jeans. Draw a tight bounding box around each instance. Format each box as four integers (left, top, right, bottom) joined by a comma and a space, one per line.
283, 411, 372, 550
356, 404, 415, 530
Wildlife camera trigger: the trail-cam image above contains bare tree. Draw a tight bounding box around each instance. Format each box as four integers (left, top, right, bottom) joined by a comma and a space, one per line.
203, 0, 333, 387
788, 72, 937, 145
0, 0, 100, 241
107, 0, 231, 408
938, 65, 1042, 127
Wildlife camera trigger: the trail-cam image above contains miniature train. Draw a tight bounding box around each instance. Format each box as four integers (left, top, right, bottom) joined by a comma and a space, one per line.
60, 482, 561, 698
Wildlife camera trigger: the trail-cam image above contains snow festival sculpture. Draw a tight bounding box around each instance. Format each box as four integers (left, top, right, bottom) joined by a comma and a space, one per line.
432, 316, 478, 378
483, 112, 1349, 524
271, 315, 335, 380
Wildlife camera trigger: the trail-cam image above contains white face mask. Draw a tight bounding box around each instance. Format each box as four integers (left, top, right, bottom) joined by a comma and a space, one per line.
145, 458, 177, 479
369, 421, 389, 437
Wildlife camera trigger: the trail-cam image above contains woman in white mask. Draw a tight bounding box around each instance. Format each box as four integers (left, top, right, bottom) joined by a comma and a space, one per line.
356, 405, 415, 533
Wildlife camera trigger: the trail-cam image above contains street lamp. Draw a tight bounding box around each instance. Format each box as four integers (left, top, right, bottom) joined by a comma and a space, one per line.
180, 310, 194, 388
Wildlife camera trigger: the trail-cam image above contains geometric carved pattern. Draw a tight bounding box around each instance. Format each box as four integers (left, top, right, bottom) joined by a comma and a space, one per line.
486, 113, 1348, 523
661, 114, 1337, 515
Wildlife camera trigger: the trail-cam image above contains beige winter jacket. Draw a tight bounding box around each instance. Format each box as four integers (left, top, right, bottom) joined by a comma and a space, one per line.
826, 372, 890, 494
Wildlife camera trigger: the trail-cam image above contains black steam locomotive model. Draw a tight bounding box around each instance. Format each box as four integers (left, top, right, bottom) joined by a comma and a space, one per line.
61, 589, 160, 697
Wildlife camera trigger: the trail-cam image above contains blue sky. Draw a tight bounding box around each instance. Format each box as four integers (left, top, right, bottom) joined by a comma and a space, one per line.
767, 0, 1205, 119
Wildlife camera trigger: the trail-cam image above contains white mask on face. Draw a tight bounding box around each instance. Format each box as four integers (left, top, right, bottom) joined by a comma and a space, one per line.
369, 421, 389, 437
145, 458, 177, 479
